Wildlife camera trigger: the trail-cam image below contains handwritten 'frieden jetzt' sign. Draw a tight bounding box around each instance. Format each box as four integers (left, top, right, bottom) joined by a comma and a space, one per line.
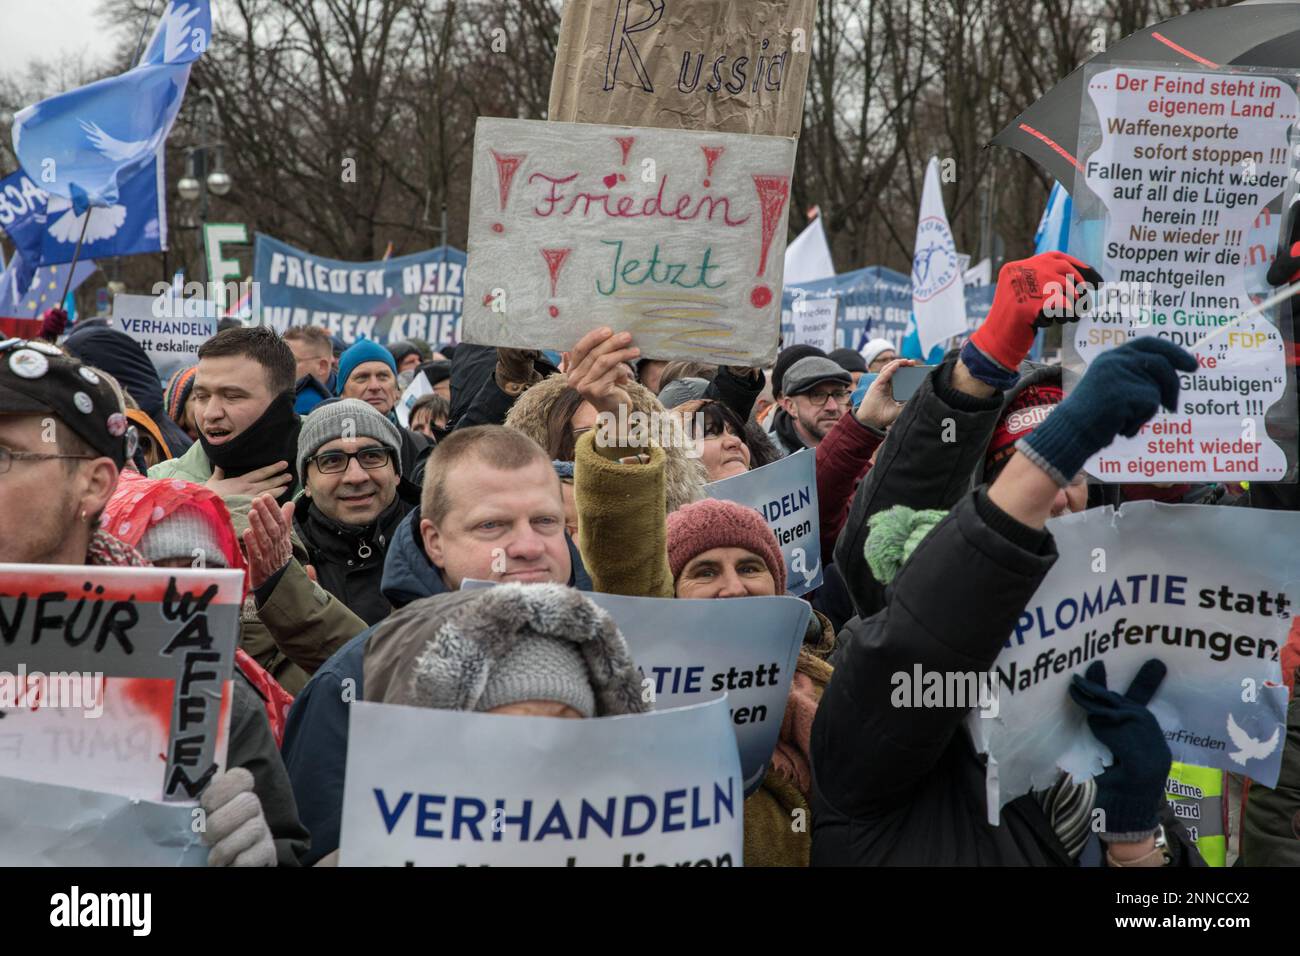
462, 117, 796, 364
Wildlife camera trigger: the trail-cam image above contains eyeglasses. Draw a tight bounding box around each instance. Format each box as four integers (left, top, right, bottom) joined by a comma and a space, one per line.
801, 388, 852, 407
0, 448, 97, 475
307, 446, 394, 475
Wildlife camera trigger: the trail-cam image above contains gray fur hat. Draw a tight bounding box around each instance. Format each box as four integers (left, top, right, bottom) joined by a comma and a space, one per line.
363, 583, 647, 717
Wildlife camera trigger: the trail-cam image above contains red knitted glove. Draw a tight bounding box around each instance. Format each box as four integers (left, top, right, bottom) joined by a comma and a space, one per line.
39, 307, 68, 341
969, 252, 1103, 371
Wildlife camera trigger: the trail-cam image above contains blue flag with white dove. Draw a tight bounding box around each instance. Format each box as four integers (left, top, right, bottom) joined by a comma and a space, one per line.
0, 162, 166, 271
10, 0, 210, 213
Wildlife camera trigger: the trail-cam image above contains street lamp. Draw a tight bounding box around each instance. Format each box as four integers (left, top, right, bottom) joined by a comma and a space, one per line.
174, 89, 232, 283
206, 168, 231, 196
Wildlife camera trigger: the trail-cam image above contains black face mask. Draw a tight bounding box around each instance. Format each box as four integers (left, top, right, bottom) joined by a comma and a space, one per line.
200, 391, 301, 503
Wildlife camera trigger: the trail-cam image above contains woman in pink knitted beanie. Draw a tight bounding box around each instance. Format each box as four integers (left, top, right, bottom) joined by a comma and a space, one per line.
666, 497, 786, 598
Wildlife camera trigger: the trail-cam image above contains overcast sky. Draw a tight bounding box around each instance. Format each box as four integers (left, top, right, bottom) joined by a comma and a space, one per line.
0, 0, 120, 75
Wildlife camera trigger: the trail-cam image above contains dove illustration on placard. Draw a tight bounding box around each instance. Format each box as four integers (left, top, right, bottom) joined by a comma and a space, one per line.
1226, 713, 1281, 766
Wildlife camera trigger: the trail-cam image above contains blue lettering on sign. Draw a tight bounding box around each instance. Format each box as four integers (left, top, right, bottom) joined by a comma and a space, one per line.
760, 486, 812, 522
374, 789, 412, 834
369, 782, 737, 841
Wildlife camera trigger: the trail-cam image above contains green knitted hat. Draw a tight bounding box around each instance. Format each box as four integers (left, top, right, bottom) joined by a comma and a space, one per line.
864, 505, 948, 585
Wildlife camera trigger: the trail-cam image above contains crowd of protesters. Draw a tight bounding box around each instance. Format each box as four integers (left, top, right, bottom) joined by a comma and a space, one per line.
5, 245, 1300, 868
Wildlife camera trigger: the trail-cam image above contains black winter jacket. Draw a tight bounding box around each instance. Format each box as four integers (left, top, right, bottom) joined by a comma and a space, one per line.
293, 495, 413, 626
811, 490, 1202, 866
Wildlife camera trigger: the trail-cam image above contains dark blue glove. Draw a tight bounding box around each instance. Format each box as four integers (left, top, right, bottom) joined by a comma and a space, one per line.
1068, 659, 1171, 839
1018, 337, 1197, 485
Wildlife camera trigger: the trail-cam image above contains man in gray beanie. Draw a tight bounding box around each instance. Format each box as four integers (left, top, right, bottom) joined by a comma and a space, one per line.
292, 398, 415, 625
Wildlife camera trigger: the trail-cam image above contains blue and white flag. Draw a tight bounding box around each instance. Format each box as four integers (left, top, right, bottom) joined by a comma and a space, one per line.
11, 0, 209, 211
1034, 181, 1072, 255
0, 162, 167, 270
911, 156, 967, 354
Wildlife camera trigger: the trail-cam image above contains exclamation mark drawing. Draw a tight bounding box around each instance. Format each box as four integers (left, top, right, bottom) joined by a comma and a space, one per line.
490, 150, 527, 234
541, 248, 572, 318
602, 136, 635, 188
701, 146, 724, 188
615, 136, 636, 166
750, 175, 791, 308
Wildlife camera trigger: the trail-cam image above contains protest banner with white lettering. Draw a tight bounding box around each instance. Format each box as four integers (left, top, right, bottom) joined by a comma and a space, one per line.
0, 776, 207, 866
780, 266, 994, 352
339, 697, 743, 866
968, 502, 1296, 818
0, 565, 242, 804
253, 234, 466, 346
790, 294, 837, 351
705, 450, 822, 595
461, 117, 796, 365
1066, 63, 1300, 482
548, 0, 815, 139
113, 293, 217, 384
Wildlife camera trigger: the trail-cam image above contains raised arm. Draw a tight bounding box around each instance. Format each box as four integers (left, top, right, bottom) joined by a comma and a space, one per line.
812, 337, 1198, 818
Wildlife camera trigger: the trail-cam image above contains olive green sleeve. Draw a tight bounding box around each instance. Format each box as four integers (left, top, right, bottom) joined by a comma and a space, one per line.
574, 430, 673, 599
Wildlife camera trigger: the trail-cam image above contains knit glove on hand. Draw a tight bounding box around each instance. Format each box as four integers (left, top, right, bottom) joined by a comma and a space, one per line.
1069, 659, 1171, 840
495, 348, 543, 393
1017, 337, 1197, 486
969, 252, 1104, 372
201, 767, 276, 867
39, 307, 68, 341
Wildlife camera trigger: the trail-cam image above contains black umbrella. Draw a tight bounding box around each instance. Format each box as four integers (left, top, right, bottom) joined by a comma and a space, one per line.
991, 0, 1300, 189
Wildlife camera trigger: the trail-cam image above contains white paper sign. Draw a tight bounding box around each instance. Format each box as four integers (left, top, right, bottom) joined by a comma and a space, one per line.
705, 450, 823, 595
0, 565, 242, 802
457, 584, 811, 794
588, 591, 810, 792
1067, 64, 1300, 482
339, 698, 744, 867
395, 370, 433, 428
462, 117, 797, 364
790, 296, 837, 351
113, 293, 218, 385
972, 502, 1296, 815
0, 775, 207, 866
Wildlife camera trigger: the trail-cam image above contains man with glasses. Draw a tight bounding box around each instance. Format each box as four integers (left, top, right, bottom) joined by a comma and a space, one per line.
291, 398, 414, 625
769, 356, 856, 456
0, 338, 134, 565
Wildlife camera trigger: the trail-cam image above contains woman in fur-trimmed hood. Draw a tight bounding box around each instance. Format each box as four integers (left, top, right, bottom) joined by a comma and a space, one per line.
505, 373, 705, 515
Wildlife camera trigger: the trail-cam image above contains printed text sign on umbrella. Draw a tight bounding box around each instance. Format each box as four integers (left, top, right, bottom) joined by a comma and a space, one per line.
991, 0, 1300, 192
